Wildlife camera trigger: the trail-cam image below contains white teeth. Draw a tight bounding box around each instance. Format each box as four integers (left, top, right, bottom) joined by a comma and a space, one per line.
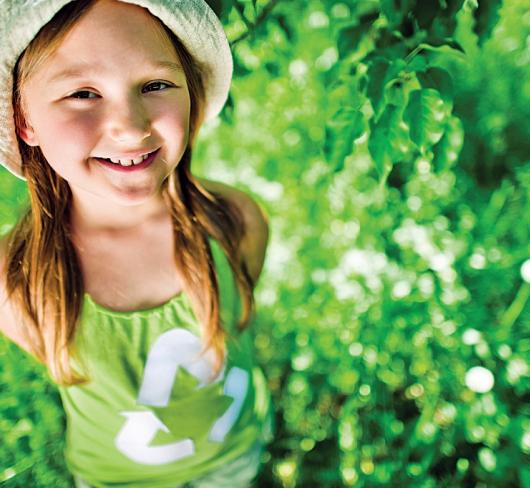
107, 153, 150, 166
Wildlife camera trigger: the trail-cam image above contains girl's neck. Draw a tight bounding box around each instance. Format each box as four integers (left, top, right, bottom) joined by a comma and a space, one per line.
69, 191, 170, 237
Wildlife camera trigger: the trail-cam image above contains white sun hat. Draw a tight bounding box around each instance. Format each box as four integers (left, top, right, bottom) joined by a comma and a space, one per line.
0, 0, 233, 180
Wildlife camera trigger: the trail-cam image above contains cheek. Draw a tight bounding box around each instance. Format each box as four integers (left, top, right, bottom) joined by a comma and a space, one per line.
42, 109, 96, 140
154, 95, 191, 136
35, 110, 98, 160
162, 110, 190, 148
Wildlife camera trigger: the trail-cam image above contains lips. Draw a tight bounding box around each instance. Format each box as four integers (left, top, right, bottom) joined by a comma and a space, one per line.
94, 148, 159, 172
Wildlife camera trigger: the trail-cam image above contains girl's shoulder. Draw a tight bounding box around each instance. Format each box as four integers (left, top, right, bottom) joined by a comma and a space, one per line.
199, 178, 270, 286
0, 235, 36, 358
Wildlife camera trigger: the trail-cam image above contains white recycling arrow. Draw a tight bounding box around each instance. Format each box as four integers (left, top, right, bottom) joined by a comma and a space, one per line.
115, 410, 194, 464
209, 367, 249, 443
115, 327, 250, 465
138, 328, 225, 407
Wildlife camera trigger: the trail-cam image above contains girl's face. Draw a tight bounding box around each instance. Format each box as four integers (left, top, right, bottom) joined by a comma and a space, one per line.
18, 0, 191, 208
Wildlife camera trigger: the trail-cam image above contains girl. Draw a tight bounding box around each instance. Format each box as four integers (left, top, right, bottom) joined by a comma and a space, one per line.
0, 0, 274, 487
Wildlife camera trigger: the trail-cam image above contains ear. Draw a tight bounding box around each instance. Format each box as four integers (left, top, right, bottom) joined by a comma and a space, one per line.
16, 120, 39, 147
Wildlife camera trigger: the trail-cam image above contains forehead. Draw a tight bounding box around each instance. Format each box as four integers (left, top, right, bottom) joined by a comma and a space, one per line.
38, 0, 181, 82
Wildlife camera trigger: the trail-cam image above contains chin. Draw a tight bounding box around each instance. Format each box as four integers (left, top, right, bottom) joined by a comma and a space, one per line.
112, 190, 162, 206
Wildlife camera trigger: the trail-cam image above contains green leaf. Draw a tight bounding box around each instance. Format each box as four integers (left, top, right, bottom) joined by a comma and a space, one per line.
387, 59, 407, 80
384, 80, 407, 108
366, 58, 409, 120
443, 0, 466, 17
411, 0, 440, 30
379, 0, 413, 27
416, 67, 454, 106
366, 59, 391, 119
473, 0, 503, 46
338, 23, 372, 60
326, 75, 364, 121
368, 103, 407, 180
375, 28, 407, 55
232, 53, 252, 77
358, 10, 380, 26
432, 115, 464, 172
405, 55, 429, 73
403, 89, 449, 149
275, 13, 294, 41
219, 92, 234, 124
351, 0, 380, 19
324, 107, 365, 172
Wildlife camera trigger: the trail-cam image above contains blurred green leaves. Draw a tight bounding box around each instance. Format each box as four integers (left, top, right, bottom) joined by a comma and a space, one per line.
323, 0, 472, 184
404, 89, 448, 148
325, 107, 364, 173
2, 0, 528, 487
473, 0, 504, 46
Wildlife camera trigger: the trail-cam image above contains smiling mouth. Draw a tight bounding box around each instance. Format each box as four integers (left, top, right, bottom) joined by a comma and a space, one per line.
94, 149, 159, 171
99, 151, 154, 167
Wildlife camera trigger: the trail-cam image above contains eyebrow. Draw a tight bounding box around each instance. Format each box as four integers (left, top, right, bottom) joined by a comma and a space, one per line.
48, 60, 184, 83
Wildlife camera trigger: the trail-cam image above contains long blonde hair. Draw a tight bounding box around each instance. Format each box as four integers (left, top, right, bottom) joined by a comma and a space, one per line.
6, 0, 255, 386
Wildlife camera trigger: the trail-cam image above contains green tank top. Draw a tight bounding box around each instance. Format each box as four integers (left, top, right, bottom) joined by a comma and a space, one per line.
57, 239, 274, 488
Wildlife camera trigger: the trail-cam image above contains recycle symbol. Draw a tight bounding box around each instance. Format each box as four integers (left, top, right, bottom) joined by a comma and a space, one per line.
115, 328, 249, 465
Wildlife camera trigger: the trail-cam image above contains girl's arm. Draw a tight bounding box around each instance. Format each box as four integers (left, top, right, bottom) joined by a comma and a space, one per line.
198, 178, 270, 286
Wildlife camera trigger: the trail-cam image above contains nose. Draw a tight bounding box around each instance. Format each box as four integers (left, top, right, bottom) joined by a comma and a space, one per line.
107, 94, 151, 143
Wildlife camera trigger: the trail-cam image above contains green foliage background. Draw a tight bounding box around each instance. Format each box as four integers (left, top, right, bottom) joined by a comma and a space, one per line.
1, 0, 529, 486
